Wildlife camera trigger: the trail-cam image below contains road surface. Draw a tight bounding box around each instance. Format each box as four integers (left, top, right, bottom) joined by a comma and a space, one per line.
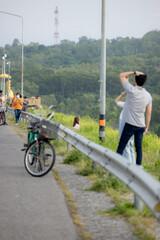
0, 124, 79, 240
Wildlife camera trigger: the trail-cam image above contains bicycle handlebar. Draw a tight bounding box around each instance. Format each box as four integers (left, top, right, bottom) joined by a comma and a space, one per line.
28, 104, 57, 119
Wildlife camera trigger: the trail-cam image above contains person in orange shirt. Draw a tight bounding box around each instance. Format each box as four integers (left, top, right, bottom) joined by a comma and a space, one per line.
13, 93, 23, 125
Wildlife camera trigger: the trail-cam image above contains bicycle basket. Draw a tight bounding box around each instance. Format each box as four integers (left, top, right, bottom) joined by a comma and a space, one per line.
39, 119, 57, 140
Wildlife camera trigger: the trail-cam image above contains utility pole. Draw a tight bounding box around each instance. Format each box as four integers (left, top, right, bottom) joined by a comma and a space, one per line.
99, 0, 106, 140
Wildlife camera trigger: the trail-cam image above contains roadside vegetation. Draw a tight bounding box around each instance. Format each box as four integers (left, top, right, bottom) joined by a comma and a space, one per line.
53, 112, 160, 240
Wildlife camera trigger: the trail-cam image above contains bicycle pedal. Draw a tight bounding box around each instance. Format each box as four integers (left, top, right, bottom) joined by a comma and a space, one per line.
24, 143, 28, 147
21, 148, 26, 151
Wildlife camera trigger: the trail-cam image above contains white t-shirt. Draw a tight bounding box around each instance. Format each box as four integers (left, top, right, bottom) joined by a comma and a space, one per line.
116, 101, 125, 120
72, 123, 80, 130
122, 81, 152, 127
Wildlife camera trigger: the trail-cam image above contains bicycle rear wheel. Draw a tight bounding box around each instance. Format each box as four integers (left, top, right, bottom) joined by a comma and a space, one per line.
24, 139, 56, 177
0, 112, 5, 126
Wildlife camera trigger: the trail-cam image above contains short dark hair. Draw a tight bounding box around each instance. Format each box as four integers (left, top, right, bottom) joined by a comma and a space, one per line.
135, 74, 147, 86
0, 90, 2, 94
24, 96, 27, 99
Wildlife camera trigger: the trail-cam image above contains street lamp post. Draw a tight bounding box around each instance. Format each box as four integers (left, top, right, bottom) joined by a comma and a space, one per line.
0, 10, 24, 98
7, 61, 11, 97
2, 53, 7, 97
1, 57, 3, 90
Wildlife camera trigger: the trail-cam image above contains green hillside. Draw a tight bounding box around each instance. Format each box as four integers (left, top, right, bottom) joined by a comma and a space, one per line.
1, 30, 160, 135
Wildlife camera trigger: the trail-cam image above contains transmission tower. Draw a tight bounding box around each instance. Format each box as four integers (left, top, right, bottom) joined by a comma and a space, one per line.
54, 6, 59, 45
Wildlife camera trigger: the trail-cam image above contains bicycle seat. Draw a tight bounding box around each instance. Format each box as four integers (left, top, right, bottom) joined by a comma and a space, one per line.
29, 119, 40, 129
27, 125, 33, 129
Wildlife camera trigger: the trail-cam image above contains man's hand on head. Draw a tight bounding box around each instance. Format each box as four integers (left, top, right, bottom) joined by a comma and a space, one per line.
135, 71, 144, 76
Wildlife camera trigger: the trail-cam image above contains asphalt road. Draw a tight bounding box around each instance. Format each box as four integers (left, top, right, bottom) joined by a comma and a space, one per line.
0, 125, 79, 240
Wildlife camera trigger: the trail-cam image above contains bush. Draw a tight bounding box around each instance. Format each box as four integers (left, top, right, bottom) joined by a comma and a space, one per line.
64, 150, 84, 164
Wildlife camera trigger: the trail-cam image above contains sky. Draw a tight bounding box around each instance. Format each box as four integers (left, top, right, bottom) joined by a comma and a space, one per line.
0, 0, 160, 47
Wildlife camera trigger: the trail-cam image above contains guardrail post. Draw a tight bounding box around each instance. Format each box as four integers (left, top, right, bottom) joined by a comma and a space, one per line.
156, 149, 159, 160
134, 164, 144, 212
134, 194, 144, 212
67, 142, 71, 152
92, 161, 98, 169
57, 135, 61, 142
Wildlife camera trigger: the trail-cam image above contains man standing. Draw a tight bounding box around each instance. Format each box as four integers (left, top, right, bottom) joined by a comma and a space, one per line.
22, 96, 29, 112
116, 71, 152, 165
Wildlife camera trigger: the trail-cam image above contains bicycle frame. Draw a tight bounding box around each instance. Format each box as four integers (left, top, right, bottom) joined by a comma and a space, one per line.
28, 129, 38, 144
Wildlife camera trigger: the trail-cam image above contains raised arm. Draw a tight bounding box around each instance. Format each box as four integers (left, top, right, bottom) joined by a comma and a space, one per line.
119, 71, 134, 84
115, 91, 126, 104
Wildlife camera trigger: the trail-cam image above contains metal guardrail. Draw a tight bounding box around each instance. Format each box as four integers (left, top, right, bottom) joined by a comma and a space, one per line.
7, 107, 160, 221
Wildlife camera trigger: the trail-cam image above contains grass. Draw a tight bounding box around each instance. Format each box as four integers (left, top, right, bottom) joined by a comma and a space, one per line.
97, 200, 156, 240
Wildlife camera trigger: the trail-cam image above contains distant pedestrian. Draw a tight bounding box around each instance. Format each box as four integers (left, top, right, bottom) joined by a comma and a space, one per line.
13, 93, 23, 125
115, 91, 135, 164
22, 96, 29, 112
117, 71, 152, 166
0, 90, 5, 104
72, 116, 80, 130
0, 90, 7, 125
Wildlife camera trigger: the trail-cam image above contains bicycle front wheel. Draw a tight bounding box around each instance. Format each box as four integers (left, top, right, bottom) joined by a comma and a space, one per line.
0, 112, 5, 126
24, 140, 56, 177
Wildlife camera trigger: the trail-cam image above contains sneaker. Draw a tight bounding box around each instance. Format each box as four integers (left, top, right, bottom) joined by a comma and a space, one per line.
15, 123, 18, 125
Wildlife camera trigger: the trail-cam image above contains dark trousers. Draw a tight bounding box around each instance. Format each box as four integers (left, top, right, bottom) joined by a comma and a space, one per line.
14, 109, 22, 123
117, 123, 145, 165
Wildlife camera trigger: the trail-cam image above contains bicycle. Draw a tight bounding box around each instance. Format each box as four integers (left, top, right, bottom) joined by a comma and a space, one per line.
23, 105, 57, 177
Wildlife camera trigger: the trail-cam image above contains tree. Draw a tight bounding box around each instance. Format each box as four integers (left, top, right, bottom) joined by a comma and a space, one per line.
12, 39, 20, 48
